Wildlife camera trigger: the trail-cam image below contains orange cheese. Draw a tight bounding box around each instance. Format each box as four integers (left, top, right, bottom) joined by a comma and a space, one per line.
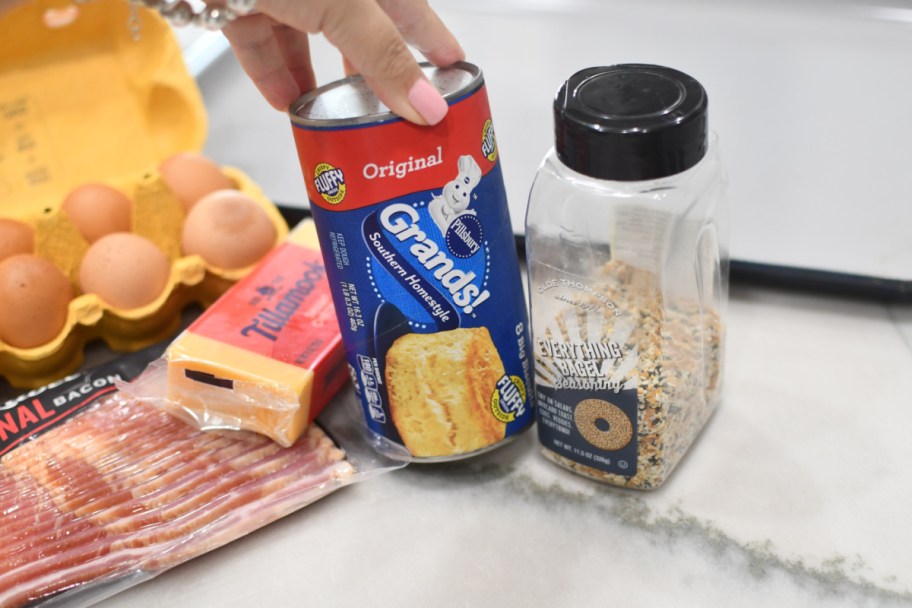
164, 221, 347, 446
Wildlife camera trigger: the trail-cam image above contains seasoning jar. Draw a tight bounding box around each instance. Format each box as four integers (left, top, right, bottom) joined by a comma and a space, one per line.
525, 64, 728, 489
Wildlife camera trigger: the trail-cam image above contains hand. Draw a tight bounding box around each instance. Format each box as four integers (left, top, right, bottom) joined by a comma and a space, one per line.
222, 0, 464, 125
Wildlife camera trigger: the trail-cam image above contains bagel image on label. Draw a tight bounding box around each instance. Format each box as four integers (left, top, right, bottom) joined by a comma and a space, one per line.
574, 398, 634, 452
289, 63, 534, 461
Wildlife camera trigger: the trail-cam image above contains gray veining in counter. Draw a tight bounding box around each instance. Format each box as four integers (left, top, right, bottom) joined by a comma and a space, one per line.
99, 284, 912, 607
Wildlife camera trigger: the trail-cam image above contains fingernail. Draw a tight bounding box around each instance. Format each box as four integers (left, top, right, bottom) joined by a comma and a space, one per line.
407, 78, 448, 125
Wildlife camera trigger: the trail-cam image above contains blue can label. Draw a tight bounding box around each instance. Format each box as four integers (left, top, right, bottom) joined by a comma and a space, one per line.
292, 83, 533, 459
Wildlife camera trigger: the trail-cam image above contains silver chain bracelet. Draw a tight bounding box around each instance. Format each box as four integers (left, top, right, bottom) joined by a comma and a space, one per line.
136, 0, 257, 30
117, 0, 257, 39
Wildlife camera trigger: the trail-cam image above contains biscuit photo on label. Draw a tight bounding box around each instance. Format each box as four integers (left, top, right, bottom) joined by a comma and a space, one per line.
385, 326, 507, 458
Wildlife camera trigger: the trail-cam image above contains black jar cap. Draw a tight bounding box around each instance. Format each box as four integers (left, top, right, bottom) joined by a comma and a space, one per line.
554, 64, 708, 181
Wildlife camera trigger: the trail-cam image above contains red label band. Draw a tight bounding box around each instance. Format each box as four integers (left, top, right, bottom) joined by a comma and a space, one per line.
292, 84, 499, 211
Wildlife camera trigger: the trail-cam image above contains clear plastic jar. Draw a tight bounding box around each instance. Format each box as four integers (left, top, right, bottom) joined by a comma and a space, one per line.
526, 65, 728, 489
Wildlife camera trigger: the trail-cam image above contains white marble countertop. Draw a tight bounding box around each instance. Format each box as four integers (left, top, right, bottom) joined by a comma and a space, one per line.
95, 3, 911, 605
2, 2, 910, 606
97, 285, 912, 607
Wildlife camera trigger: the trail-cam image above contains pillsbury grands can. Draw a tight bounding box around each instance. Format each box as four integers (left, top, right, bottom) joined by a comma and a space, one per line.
290, 62, 533, 462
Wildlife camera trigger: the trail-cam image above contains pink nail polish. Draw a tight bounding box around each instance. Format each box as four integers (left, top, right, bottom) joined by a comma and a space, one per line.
407, 79, 448, 125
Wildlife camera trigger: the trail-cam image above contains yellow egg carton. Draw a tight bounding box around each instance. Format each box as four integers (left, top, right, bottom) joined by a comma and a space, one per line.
0, 0, 288, 388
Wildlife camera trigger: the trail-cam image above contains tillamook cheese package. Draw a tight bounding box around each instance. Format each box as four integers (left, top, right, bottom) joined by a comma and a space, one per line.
290, 63, 534, 461
125, 220, 348, 447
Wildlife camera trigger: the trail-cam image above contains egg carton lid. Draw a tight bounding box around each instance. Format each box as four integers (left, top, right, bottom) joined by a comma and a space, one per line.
0, 0, 208, 220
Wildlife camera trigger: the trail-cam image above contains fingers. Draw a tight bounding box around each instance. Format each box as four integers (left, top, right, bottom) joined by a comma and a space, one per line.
223, 14, 312, 110
377, 0, 464, 67
257, 0, 448, 125
228, 0, 463, 124
342, 56, 357, 78
272, 24, 317, 97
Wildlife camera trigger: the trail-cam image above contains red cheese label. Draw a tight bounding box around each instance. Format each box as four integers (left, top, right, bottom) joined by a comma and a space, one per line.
187, 241, 340, 371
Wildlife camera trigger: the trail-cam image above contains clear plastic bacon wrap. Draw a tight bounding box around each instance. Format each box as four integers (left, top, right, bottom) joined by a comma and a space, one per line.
0, 346, 406, 607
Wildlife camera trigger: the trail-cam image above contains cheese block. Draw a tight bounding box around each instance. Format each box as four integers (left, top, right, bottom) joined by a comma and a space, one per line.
164, 221, 347, 446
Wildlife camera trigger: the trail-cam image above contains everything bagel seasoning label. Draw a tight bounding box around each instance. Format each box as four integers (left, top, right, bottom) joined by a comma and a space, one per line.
529, 259, 723, 489
532, 282, 639, 477
290, 65, 533, 461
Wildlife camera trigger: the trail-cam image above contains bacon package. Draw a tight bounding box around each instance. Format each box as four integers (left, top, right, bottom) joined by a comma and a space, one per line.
0, 346, 405, 607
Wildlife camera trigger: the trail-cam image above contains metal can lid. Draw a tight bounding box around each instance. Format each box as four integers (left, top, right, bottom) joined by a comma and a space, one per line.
289, 62, 481, 128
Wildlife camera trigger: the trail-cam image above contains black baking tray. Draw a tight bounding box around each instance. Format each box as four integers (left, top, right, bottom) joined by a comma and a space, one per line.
726, 260, 911, 302
277, 205, 912, 303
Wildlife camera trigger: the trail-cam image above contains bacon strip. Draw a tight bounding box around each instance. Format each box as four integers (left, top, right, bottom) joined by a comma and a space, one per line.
0, 396, 353, 608
0, 424, 229, 545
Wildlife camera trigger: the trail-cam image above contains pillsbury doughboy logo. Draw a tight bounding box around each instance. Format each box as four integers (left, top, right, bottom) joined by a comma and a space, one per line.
445, 214, 483, 259
430, 155, 485, 259
313, 162, 346, 204
362, 154, 492, 329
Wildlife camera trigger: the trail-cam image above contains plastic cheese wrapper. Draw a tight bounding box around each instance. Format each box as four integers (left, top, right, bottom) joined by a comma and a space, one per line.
121, 219, 348, 446
0, 344, 406, 608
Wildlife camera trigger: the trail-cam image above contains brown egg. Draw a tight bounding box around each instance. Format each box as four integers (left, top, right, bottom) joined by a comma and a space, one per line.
79, 233, 171, 309
61, 183, 132, 243
0, 219, 35, 261
182, 190, 277, 269
159, 152, 234, 212
0, 254, 74, 348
